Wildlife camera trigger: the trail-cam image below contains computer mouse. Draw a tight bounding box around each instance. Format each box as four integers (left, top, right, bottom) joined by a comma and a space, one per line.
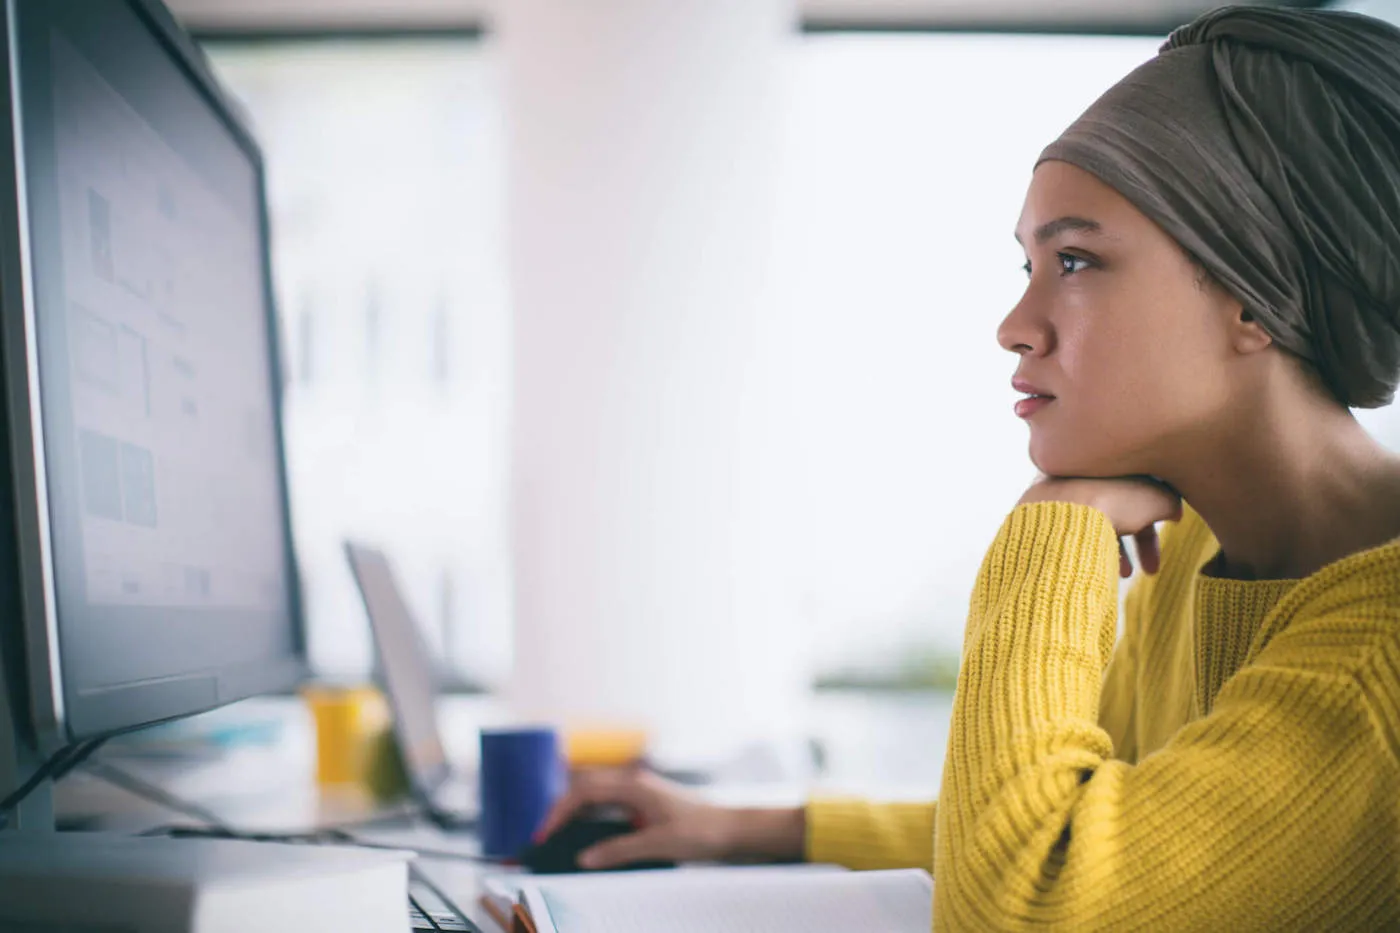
519, 815, 677, 874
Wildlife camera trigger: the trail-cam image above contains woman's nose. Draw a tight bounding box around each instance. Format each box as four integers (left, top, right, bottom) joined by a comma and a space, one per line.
997, 291, 1050, 357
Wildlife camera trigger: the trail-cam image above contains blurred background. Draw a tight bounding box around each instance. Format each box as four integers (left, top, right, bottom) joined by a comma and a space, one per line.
158, 0, 1400, 793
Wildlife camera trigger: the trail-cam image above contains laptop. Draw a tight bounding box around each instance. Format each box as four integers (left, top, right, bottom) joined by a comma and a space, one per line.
344, 541, 479, 832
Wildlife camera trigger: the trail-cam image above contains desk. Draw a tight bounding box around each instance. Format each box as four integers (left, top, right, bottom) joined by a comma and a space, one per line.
54, 696, 508, 930
62, 763, 507, 930
53, 691, 943, 930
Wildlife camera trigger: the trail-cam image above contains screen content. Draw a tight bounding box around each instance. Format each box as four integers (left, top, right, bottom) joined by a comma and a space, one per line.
50, 33, 284, 611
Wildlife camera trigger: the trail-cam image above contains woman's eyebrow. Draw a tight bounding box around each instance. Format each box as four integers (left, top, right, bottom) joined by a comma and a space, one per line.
1014, 215, 1106, 246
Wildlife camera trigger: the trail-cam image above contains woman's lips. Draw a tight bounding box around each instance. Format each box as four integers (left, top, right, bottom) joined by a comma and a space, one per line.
1011, 377, 1055, 419
1014, 395, 1055, 418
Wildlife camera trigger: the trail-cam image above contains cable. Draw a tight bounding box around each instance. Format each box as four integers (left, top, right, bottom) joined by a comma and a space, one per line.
0, 737, 109, 822
81, 759, 231, 830
143, 822, 507, 864
80, 759, 506, 865
49, 737, 111, 782
84, 759, 422, 835
0, 747, 70, 816
328, 827, 507, 865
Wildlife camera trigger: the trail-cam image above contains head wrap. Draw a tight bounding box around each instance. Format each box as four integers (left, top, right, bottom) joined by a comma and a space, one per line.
1037, 6, 1400, 408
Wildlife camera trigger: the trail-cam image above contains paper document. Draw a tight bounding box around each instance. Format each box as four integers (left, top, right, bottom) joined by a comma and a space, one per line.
518, 866, 932, 933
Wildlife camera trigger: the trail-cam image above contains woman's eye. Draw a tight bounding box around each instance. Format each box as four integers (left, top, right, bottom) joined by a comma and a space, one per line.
1021, 260, 1032, 278
1058, 253, 1092, 275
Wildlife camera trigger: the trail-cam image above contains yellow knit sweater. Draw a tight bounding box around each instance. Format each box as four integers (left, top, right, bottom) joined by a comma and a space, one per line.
805, 501, 1400, 929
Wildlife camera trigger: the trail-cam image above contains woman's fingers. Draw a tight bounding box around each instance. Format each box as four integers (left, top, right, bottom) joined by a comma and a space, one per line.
1120, 523, 1164, 574
1135, 525, 1162, 575
1018, 474, 1181, 539
536, 769, 644, 842
1117, 526, 1165, 579
578, 828, 673, 870
535, 788, 586, 842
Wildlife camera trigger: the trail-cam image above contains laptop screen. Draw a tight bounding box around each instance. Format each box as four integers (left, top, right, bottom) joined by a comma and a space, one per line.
344, 541, 450, 794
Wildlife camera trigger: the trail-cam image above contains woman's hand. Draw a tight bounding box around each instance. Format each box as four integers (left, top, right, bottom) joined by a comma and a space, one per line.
536, 768, 805, 869
1017, 475, 1183, 577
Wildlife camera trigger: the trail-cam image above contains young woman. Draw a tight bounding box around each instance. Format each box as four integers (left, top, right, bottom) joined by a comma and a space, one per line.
539, 7, 1400, 927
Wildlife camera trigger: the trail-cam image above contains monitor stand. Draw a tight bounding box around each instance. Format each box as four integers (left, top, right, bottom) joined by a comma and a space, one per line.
0, 658, 54, 834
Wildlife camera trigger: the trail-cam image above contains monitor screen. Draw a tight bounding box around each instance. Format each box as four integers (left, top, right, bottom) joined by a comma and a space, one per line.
7, 0, 303, 739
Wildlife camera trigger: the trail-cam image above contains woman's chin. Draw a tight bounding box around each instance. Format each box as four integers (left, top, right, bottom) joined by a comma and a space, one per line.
1029, 439, 1074, 477
1029, 440, 1112, 479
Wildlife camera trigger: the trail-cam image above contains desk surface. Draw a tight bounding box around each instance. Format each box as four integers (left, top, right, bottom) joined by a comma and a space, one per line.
62, 761, 508, 930
53, 691, 942, 929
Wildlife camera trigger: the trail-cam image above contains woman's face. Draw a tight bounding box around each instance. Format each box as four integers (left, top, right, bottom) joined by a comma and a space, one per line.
1002, 160, 1247, 478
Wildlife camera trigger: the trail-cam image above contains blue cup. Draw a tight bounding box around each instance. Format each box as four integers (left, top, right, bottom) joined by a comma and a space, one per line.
479, 727, 563, 859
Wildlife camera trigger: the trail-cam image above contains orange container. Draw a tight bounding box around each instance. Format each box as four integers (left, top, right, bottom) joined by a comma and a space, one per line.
301, 684, 390, 786
563, 728, 649, 769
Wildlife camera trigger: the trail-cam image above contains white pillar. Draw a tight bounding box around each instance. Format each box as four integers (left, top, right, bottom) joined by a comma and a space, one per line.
503, 0, 803, 761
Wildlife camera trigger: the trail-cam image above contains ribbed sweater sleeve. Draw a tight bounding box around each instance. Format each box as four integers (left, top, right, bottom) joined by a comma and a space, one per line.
933, 501, 1400, 930
802, 515, 1153, 873
1095, 573, 1144, 764
804, 798, 936, 871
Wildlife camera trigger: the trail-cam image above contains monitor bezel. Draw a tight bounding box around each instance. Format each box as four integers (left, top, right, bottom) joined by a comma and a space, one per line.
0, 0, 307, 751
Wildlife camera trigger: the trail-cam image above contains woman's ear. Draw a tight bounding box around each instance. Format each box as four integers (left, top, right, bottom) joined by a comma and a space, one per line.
1230, 305, 1273, 355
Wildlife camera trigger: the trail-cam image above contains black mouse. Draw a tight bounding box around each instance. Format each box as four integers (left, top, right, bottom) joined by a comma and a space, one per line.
519, 815, 677, 874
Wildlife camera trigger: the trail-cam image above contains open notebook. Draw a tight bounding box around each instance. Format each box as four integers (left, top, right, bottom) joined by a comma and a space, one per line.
482, 865, 933, 933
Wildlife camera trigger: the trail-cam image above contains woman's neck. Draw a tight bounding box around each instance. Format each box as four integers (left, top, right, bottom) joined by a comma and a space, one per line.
1164, 399, 1400, 581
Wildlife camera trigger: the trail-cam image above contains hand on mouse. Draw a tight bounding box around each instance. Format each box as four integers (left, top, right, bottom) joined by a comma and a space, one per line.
536, 768, 804, 870
1017, 474, 1183, 577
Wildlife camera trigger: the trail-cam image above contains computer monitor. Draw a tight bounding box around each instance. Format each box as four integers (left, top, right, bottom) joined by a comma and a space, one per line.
0, 0, 305, 759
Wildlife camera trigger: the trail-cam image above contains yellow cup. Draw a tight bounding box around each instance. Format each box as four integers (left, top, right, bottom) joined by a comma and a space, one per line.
301, 684, 390, 786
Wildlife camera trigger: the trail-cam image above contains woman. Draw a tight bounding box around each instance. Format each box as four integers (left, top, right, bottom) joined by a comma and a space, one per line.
538, 6, 1400, 928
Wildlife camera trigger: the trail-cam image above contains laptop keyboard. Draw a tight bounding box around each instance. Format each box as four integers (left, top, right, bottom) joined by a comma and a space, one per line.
408, 869, 483, 932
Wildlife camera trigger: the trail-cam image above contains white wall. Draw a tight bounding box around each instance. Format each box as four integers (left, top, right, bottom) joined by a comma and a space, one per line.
502, 0, 806, 759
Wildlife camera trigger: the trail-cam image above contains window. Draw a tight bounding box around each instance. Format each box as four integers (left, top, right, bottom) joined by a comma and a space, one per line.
204, 37, 510, 687
774, 33, 1161, 691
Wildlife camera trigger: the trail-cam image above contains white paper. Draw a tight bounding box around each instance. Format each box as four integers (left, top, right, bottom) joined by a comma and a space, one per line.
522, 867, 932, 933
